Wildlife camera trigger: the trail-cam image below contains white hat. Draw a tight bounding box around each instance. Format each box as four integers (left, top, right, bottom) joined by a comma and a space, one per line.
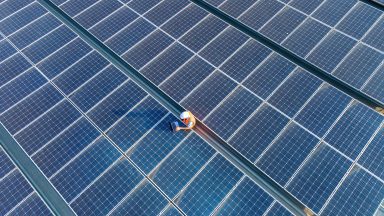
180, 111, 190, 119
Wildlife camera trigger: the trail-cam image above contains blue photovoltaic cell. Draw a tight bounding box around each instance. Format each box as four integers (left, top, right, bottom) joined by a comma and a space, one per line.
268, 69, 322, 117
87, 80, 147, 131
219, 0, 259, 18
0, 40, 16, 62
0, 2, 47, 36
89, 7, 138, 42
0, 54, 31, 87
358, 128, 384, 180
160, 56, 214, 102
32, 118, 100, 177
69, 66, 128, 112
257, 123, 319, 186
239, 0, 284, 30
204, 87, 262, 140
175, 155, 243, 216
144, 0, 190, 26
181, 72, 237, 119
289, 0, 324, 14
141, 43, 194, 85
325, 103, 383, 159
332, 44, 383, 88
22, 25, 77, 63
229, 104, 289, 162
266, 203, 293, 216
105, 18, 156, 55
110, 181, 168, 216
215, 177, 274, 216
37, 38, 92, 79
336, 3, 382, 39
128, 115, 188, 174
180, 15, 228, 52
307, 31, 357, 72
260, 7, 306, 43
7, 193, 52, 216
122, 30, 174, 69
312, 0, 357, 26
161, 4, 208, 39
282, 18, 330, 57
0, 0, 34, 21
362, 17, 384, 51
14, 100, 81, 155
151, 133, 216, 198
322, 168, 384, 216
73, 0, 122, 29
287, 144, 351, 213
295, 85, 352, 137
0, 68, 47, 114
200, 27, 249, 66
60, 0, 99, 17
363, 65, 384, 103
205, 0, 226, 6
162, 206, 182, 216
70, 159, 143, 216
0, 149, 15, 179
107, 97, 168, 151
220, 40, 271, 82
243, 54, 296, 99
0, 84, 63, 134
50, 137, 120, 202
127, 0, 163, 14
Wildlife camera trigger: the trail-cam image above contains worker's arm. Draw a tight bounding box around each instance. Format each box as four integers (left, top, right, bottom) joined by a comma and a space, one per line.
176, 121, 194, 131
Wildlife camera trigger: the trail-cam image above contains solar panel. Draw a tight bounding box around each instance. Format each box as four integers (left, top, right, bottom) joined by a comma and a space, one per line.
0, 0, 383, 215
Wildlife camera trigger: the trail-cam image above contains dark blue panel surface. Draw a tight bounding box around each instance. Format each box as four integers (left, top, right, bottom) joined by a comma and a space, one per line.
144, 0, 190, 26
70, 66, 128, 112
216, 177, 274, 216
162, 4, 208, 38
322, 168, 384, 216
87, 81, 147, 131
181, 72, 237, 119
0, 40, 16, 62
239, 0, 284, 30
0, 54, 31, 87
0, 149, 15, 179
287, 144, 351, 213
312, 0, 357, 26
8, 193, 52, 216
127, 0, 163, 14
122, 30, 173, 69
176, 155, 243, 216
282, 18, 330, 57
221, 40, 271, 82
359, 128, 384, 179
266, 203, 293, 216
268, 69, 322, 117
74, 0, 122, 29
336, 3, 381, 39
205, 0, 226, 6
200, 27, 249, 66
105, 18, 155, 55
289, 0, 324, 14
307, 31, 356, 72
22, 25, 77, 63
151, 133, 216, 198
325, 103, 383, 159
32, 118, 100, 177
362, 65, 384, 103
205, 87, 262, 140
60, 0, 99, 17
219, 0, 259, 18
229, 104, 289, 162
107, 97, 168, 151
0, 84, 63, 134
0, 68, 47, 113
260, 7, 306, 43
141, 43, 193, 85
71, 159, 143, 216
243, 54, 296, 99
257, 123, 319, 186
89, 7, 138, 41
0, 0, 34, 21
14, 100, 81, 155
180, 15, 227, 52
160, 57, 214, 102
110, 181, 168, 216
53, 51, 109, 95
129, 114, 188, 174
362, 17, 384, 51
51, 137, 120, 202
37, 38, 92, 79
295, 86, 351, 137
332, 44, 383, 88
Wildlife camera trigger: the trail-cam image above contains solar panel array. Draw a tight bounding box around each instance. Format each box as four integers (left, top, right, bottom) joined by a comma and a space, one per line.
0, 0, 383, 215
